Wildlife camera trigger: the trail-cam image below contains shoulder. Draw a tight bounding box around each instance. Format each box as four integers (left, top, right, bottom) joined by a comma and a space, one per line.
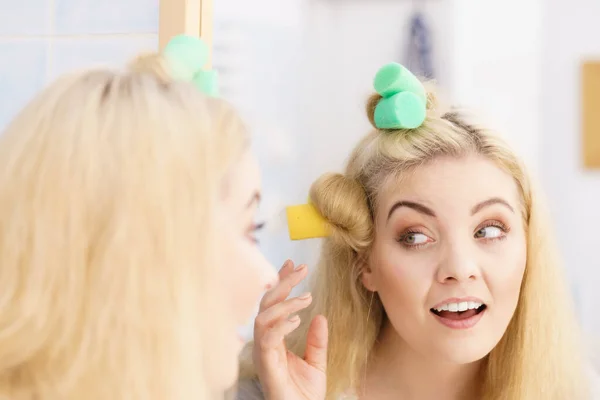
234, 379, 265, 400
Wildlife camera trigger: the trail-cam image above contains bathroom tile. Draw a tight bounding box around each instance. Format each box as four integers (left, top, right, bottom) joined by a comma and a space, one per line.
0, 0, 49, 35
50, 35, 158, 79
0, 39, 47, 131
54, 0, 159, 34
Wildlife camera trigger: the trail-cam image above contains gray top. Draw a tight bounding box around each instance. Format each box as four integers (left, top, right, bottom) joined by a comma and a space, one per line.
234, 379, 265, 400
235, 379, 357, 400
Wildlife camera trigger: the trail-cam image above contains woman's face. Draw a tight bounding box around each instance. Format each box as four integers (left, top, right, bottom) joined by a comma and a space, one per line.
363, 154, 527, 364
207, 150, 277, 390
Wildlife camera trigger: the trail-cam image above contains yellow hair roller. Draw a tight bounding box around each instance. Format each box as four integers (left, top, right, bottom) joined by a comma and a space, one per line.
285, 203, 331, 240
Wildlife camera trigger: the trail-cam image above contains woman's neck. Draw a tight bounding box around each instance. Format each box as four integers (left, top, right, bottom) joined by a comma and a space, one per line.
359, 320, 483, 400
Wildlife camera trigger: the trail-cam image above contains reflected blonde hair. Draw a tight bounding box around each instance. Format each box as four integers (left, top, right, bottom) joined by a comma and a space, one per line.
0, 53, 246, 399
241, 85, 588, 399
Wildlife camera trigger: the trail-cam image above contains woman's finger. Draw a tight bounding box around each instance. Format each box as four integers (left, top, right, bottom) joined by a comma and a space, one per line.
303, 315, 328, 372
258, 315, 302, 351
259, 263, 308, 312
254, 292, 312, 336
277, 259, 295, 281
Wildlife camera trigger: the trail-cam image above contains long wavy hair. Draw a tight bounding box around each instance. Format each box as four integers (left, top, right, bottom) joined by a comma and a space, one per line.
0, 53, 247, 399
240, 85, 588, 399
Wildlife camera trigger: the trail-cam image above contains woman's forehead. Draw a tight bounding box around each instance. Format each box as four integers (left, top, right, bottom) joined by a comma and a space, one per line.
375, 155, 520, 215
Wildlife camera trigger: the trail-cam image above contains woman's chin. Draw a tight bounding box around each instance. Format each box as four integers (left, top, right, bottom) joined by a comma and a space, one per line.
204, 331, 246, 393
206, 359, 240, 395
431, 342, 493, 365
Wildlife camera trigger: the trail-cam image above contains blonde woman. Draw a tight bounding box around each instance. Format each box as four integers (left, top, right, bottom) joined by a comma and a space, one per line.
238, 63, 593, 399
0, 35, 276, 399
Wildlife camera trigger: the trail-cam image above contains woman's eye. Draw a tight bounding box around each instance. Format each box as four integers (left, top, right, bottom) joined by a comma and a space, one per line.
401, 232, 430, 245
247, 222, 265, 244
474, 226, 503, 239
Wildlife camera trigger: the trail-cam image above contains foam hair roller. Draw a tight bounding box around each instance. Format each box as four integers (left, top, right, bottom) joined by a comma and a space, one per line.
285, 203, 331, 240
373, 63, 426, 102
162, 34, 219, 97
374, 91, 426, 129
192, 69, 219, 98
163, 35, 209, 80
372, 62, 427, 130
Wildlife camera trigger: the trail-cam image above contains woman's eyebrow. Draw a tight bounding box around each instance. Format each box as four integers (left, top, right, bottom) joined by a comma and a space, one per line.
386, 196, 514, 224
471, 197, 514, 215
246, 191, 261, 208
387, 200, 436, 223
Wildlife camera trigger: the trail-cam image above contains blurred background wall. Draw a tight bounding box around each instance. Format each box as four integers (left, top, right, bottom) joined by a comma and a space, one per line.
0, 0, 158, 129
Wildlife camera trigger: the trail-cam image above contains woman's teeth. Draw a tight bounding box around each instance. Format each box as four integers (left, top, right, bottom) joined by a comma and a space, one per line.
433, 301, 483, 313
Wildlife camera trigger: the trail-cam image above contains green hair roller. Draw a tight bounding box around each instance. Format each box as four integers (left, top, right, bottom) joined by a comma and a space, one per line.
372, 62, 427, 130
163, 34, 219, 97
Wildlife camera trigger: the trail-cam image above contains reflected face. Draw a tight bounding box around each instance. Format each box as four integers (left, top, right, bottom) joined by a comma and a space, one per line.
363, 155, 527, 364
205, 150, 277, 391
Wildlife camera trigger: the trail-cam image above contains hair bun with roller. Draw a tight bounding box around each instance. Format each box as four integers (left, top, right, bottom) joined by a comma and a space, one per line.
128, 53, 173, 83
309, 173, 372, 252
129, 35, 219, 97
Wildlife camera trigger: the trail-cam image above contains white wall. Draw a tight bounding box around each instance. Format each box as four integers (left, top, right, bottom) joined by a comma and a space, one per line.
541, 0, 600, 342
451, 0, 542, 172
0, 0, 158, 130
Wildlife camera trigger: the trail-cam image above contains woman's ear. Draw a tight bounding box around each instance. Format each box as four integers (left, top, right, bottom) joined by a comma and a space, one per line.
360, 261, 377, 292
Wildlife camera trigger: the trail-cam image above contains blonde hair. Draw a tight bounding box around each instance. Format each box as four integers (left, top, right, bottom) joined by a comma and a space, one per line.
240, 86, 589, 399
0, 52, 247, 399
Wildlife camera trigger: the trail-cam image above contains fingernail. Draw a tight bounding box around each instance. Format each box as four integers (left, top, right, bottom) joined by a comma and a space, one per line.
280, 260, 291, 271
298, 292, 311, 300
294, 264, 306, 272
288, 315, 300, 323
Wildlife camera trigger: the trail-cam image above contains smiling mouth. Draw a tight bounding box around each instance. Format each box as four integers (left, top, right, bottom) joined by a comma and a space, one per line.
430, 302, 487, 321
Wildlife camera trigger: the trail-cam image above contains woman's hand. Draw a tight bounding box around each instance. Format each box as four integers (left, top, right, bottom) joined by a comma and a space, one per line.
252, 260, 328, 400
